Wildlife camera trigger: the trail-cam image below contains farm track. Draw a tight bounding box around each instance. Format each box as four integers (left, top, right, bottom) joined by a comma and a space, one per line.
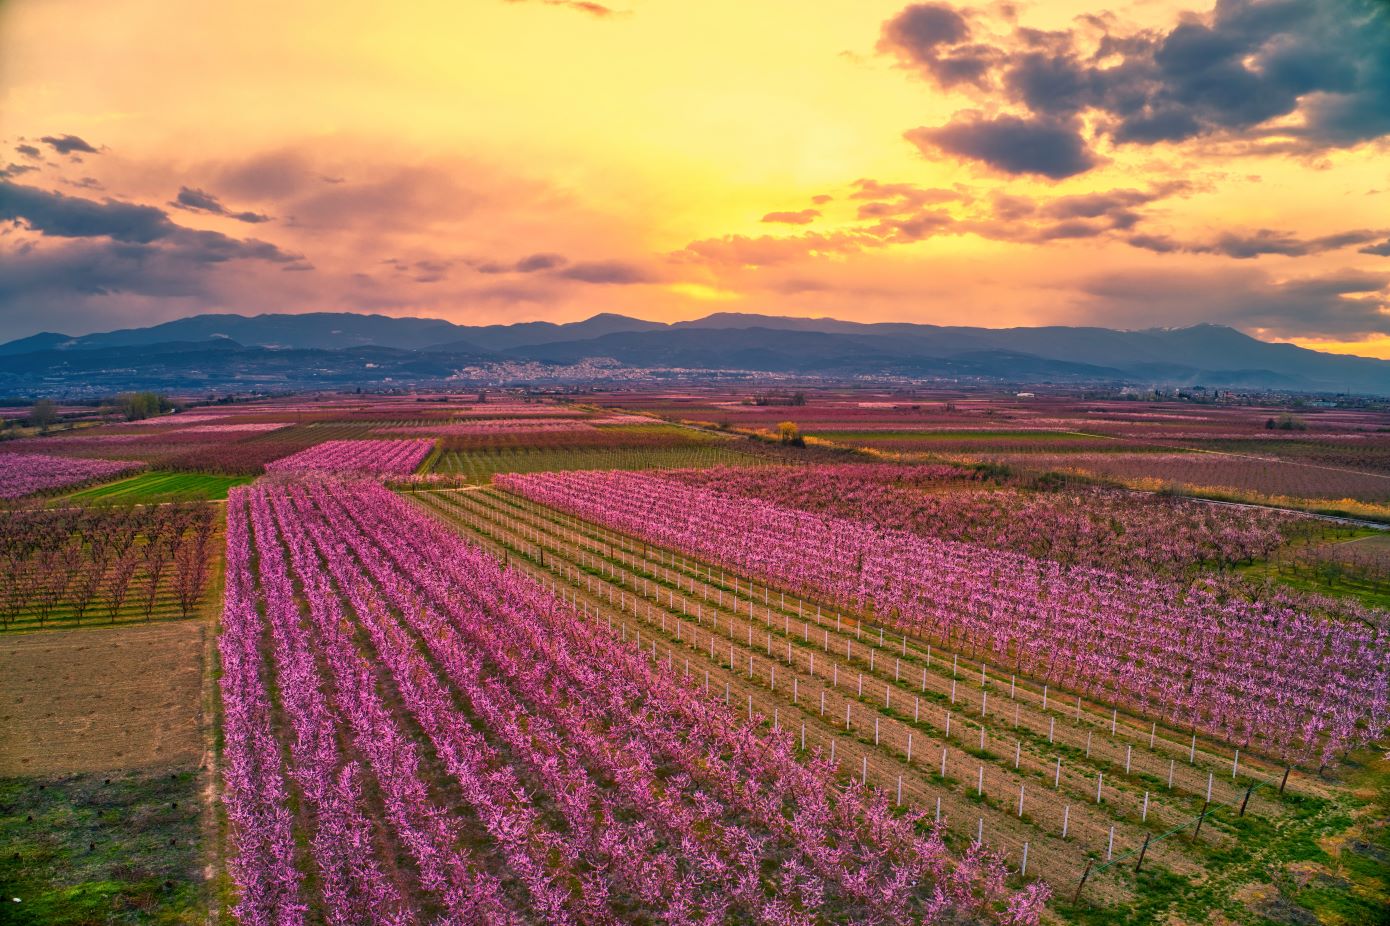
411, 488, 1328, 907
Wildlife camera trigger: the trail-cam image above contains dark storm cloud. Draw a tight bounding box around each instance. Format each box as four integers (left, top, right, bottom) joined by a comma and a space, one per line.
877, 4, 997, 88
1076, 267, 1390, 337
1360, 239, 1390, 257
171, 186, 271, 223
514, 252, 567, 272
473, 253, 651, 283
1127, 227, 1390, 258
0, 240, 212, 308
0, 180, 304, 273
880, 0, 1390, 174
474, 252, 569, 274
761, 209, 821, 225
553, 260, 654, 284
1207, 229, 1389, 259
1126, 233, 1183, 253
39, 134, 100, 155
170, 228, 301, 264
0, 233, 311, 338
1, 180, 175, 242
905, 113, 1098, 179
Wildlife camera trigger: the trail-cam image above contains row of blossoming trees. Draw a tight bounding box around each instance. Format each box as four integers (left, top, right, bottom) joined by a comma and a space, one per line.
497, 470, 1390, 769
0, 502, 215, 630
220, 478, 1048, 925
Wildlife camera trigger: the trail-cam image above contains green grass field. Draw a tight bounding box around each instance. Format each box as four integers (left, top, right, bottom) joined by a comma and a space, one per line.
62, 472, 253, 504
0, 768, 207, 925
591, 422, 723, 439
1241, 525, 1390, 610
430, 443, 766, 482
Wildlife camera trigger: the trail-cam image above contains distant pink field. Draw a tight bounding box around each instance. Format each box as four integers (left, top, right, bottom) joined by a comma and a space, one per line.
0, 452, 141, 498
374, 420, 598, 436
265, 439, 434, 476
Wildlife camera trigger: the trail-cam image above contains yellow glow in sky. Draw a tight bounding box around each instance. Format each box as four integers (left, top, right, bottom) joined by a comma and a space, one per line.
1, 0, 1387, 353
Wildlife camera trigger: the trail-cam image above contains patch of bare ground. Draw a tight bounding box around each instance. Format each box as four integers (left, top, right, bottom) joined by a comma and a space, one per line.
0, 621, 205, 775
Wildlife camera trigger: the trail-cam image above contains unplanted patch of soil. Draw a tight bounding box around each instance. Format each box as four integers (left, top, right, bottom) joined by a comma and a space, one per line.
0, 622, 205, 775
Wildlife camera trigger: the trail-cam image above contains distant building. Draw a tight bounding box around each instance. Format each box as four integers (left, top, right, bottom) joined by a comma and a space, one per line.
1015, 392, 1035, 398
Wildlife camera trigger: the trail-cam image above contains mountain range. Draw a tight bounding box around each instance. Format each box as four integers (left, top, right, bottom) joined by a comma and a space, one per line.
3, 311, 1388, 396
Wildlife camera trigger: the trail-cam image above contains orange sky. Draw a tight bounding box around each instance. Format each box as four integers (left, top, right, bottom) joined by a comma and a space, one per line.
2, 0, 1388, 352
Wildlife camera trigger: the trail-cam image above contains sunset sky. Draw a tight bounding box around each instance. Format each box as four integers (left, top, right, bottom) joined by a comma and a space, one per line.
2, 0, 1389, 352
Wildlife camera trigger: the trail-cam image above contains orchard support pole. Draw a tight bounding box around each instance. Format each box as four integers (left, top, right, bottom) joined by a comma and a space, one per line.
1193, 800, 1211, 841
1073, 859, 1093, 905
